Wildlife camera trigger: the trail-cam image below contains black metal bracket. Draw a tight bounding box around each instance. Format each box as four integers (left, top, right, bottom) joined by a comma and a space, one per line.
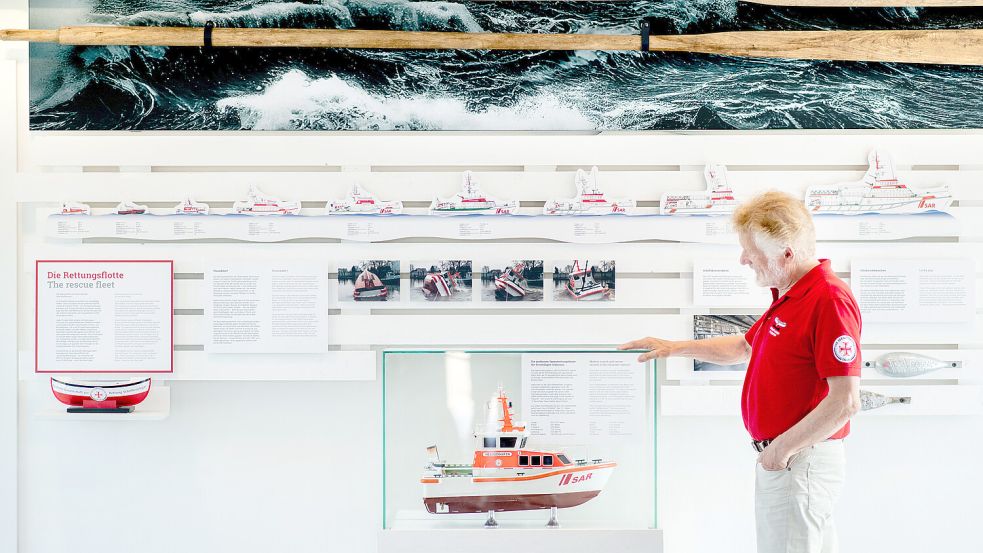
203, 20, 215, 50
640, 21, 650, 52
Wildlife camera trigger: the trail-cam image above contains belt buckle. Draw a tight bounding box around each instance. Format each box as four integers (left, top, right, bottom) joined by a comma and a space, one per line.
752, 439, 771, 452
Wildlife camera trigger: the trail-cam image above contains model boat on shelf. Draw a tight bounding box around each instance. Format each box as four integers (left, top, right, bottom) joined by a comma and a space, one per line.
565, 260, 610, 300
233, 186, 301, 215
173, 196, 209, 215
50, 377, 151, 408
660, 164, 738, 215
860, 389, 911, 411
430, 171, 518, 215
494, 262, 530, 300
113, 200, 147, 215
805, 150, 953, 214
421, 388, 615, 523
326, 184, 402, 215
353, 269, 389, 301
59, 201, 90, 215
865, 352, 960, 378
543, 167, 635, 216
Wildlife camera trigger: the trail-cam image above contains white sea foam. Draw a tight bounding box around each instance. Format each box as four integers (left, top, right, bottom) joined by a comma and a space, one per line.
216, 69, 594, 130
342, 0, 483, 32
91, 1, 355, 29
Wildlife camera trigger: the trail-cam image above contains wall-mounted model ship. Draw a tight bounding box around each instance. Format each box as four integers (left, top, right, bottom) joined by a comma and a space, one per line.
421, 388, 615, 527
806, 150, 953, 214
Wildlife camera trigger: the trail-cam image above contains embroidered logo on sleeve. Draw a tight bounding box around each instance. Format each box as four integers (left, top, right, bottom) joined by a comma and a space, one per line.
833, 335, 857, 363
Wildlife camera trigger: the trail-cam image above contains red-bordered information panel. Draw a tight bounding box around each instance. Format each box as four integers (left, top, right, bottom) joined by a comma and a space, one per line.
35, 260, 174, 373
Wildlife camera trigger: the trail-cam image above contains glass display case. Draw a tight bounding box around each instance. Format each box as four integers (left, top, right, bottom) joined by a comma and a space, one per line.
382, 350, 656, 532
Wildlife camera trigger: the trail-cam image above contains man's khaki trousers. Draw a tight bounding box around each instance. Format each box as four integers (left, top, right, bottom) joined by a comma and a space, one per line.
755, 440, 846, 553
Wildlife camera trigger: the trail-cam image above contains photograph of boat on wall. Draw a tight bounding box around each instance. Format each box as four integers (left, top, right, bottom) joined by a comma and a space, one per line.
27, 1, 983, 131
553, 260, 615, 302
338, 260, 400, 302
410, 260, 473, 302
480, 260, 543, 302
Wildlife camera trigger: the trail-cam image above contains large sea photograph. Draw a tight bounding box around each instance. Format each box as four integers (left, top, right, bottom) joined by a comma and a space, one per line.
28, 0, 983, 130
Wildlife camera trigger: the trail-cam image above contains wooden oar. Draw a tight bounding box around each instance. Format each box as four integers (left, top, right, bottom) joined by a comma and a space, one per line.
746, 0, 983, 6
3, 26, 983, 65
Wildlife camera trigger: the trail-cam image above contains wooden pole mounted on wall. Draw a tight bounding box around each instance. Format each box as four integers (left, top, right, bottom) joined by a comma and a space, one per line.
2, 25, 983, 65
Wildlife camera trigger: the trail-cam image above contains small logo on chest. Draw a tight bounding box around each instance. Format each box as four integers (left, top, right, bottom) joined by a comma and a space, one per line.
768, 316, 787, 336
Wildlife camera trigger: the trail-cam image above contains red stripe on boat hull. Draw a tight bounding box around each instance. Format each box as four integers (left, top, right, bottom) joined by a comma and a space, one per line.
423, 490, 601, 514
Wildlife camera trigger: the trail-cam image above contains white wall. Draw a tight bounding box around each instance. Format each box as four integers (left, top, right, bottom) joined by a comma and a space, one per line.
4, 5, 983, 553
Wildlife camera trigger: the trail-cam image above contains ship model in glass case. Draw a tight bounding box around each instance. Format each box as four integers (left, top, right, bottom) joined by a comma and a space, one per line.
421, 388, 616, 527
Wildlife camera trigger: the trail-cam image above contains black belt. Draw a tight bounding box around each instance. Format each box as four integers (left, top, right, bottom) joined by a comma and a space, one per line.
752, 439, 772, 452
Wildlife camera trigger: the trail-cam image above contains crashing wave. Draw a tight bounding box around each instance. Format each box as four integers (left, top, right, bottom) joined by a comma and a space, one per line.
89, 1, 356, 29
216, 68, 593, 130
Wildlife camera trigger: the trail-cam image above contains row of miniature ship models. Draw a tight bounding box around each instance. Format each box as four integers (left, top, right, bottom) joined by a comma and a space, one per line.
59, 150, 954, 218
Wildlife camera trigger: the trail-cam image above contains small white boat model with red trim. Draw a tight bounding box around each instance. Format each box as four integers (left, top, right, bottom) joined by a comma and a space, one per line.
326, 184, 402, 215
233, 185, 301, 215
430, 171, 518, 215
494, 262, 530, 300
805, 150, 953, 214
661, 164, 738, 215
353, 268, 389, 301
543, 166, 636, 215
60, 201, 90, 215
50, 377, 151, 408
565, 260, 609, 301
421, 388, 615, 524
114, 200, 148, 215
543, 167, 635, 215
173, 196, 209, 215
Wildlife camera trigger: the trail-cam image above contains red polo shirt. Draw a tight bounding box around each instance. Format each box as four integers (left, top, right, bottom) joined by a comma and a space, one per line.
742, 259, 862, 441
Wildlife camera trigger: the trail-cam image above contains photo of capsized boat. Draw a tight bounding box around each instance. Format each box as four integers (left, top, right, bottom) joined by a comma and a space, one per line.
481, 261, 543, 302
805, 150, 953, 215
326, 183, 402, 215
173, 196, 209, 215
555, 260, 614, 301
59, 201, 90, 215
50, 377, 151, 408
421, 387, 615, 526
338, 260, 400, 302
430, 171, 518, 215
543, 167, 635, 216
113, 200, 148, 215
411, 260, 472, 302
660, 164, 738, 215
233, 185, 301, 215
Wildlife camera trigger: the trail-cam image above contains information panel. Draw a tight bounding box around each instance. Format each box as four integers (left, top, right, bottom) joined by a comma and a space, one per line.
36, 260, 173, 373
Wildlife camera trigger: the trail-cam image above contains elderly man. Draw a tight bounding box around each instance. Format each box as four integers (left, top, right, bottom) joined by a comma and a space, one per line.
621, 191, 861, 553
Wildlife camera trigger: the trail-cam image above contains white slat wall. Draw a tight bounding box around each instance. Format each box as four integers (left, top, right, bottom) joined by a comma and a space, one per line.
3, 9, 983, 553
13, 160, 983, 415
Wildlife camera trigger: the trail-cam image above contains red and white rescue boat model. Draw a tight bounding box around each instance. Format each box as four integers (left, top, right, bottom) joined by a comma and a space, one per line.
430, 171, 518, 215
805, 150, 953, 214
174, 196, 209, 215
661, 164, 738, 215
543, 166, 635, 215
326, 183, 402, 215
51, 377, 151, 412
114, 200, 148, 215
421, 388, 616, 526
233, 185, 301, 215
353, 269, 389, 301
60, 201, 91, 215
